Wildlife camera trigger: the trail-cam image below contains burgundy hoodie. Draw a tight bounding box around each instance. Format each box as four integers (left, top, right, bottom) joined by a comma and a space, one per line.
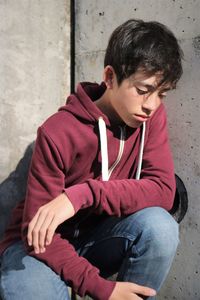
0, 82, 175, 300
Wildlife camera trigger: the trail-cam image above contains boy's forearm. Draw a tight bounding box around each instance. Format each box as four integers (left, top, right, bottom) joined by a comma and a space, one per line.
22, 229, 116, 300
65, 174, 175, 217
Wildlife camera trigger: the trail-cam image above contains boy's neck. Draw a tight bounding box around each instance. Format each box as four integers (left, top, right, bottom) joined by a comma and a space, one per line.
95, 89, 123, 125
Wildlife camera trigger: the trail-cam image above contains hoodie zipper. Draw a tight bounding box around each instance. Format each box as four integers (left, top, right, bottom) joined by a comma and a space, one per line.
107, 126, 126, 179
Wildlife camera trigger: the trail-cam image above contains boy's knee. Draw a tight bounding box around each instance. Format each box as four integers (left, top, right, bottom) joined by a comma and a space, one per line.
125, 207, 179, 259
141, 208, 179, 257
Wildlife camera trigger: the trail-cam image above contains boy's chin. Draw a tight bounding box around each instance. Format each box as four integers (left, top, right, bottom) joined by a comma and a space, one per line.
124, 119, 144, 128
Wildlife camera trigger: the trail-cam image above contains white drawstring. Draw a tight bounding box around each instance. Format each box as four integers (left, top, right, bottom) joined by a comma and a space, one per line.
98, 117, 109, 181
136, 122, 146, 180
98, 117, 146, 182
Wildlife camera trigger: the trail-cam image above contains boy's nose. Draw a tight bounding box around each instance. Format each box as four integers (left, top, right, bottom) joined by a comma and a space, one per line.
142, 92, 161, 113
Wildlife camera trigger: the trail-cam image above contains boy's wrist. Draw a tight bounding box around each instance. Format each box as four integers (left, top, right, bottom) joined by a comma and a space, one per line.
64, 182, 93, 212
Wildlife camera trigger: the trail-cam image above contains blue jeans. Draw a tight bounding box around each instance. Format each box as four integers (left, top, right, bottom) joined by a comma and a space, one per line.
0, 207, 179, 299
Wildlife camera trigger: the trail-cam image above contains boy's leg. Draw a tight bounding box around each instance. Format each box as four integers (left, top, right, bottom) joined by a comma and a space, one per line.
0, 241, 70, 300
78, 207, 179, 297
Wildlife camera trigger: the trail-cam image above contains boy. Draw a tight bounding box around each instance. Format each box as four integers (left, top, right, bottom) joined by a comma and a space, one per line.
0, 19, 183, 300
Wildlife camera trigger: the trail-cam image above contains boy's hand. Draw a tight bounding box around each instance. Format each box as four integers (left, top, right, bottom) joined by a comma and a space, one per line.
27, 193, 75, 254
109, 282, 156, 300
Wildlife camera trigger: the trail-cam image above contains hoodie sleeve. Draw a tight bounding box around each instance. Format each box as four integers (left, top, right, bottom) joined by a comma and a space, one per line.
65, 104, 176, 216
21, 126, 115, 300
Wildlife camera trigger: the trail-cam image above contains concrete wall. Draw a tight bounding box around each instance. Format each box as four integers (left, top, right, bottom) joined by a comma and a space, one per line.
75, 1, 200, 299
0, 0, 70, 237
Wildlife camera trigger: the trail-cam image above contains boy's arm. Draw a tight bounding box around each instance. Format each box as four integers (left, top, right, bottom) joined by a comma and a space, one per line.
21, 126, 115, 300
65, 104, 176, 216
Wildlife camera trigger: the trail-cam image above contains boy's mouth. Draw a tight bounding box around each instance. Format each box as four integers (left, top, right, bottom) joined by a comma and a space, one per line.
134, 114, 150, 121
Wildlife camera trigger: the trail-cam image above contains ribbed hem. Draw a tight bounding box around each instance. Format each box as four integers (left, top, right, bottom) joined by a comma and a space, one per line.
86, 274, 116, 300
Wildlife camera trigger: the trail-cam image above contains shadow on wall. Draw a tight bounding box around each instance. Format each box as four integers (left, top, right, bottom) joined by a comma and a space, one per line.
0, 143, 34, 240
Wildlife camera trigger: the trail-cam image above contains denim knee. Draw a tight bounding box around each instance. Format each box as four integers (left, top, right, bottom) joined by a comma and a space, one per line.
132, 207, 179, 259
116, 208, 179, 290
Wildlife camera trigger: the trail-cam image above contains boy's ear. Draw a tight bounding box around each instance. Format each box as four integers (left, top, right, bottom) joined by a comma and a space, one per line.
103, 65, 115, 89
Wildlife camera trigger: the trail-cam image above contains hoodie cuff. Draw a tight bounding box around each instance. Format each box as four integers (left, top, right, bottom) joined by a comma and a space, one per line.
64, 183, 93, 213
86, 275, 116, 300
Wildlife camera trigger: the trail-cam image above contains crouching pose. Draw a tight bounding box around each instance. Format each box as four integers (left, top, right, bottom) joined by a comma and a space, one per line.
0, 19, 183, 300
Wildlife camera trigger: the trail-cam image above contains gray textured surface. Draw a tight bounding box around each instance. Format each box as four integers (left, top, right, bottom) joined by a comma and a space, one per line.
0, 0, 70, 237
0, 143, 34, 239
75, 1, 200, 299
0, 0, 70, 183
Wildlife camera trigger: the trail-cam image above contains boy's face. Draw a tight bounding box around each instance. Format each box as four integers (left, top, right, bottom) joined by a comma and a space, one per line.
108, 68, 170, 128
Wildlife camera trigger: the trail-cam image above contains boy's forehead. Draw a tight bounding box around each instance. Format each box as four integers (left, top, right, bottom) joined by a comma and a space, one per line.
130, 71, 162, 85
129, 71, 171, 90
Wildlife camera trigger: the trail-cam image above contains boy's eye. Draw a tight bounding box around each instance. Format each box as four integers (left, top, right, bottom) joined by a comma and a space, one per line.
135, 86, 168, 99
135, 87, 148, 95
159, 93, 167, 99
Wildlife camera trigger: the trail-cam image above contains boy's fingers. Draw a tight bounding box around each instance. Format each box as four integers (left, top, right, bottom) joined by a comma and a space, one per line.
131, 283, 156, 297
27, 211, 40, 246
38, 213, 54, 251
134, 296, 143, 300
28, 210, 48, 253
32, 213, 49, 253
45, 217, 58, 246
32, 226, 39, 253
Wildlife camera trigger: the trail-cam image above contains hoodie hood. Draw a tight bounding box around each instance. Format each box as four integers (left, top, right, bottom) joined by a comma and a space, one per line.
59, 82, 111, 125
59, 81, 146, 181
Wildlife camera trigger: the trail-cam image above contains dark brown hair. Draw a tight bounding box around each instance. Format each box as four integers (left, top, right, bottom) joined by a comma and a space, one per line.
104, 19, 183, 87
